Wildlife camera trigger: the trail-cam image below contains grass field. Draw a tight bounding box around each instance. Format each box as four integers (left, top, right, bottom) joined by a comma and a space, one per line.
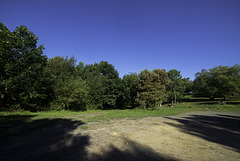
1, 104, 239, 123
0, 97, 239, 137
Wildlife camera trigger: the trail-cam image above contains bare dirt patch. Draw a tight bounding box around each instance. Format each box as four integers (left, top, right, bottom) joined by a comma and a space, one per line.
1, 111, 240, 161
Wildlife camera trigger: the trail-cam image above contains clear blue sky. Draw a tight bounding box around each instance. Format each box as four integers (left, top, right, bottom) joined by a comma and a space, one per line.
1, 0, 240, 80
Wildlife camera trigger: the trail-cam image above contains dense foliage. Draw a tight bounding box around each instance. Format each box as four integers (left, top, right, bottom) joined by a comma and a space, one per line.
136, 69, 168, 109
193, 65, 240, 100
1, 22, 239, 111
0, 23, 50, 111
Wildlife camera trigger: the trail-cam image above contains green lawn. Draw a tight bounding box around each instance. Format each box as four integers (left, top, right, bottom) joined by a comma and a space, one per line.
1, 104, 239, 123
0, 103, 239, 137
1, 95, 240, 132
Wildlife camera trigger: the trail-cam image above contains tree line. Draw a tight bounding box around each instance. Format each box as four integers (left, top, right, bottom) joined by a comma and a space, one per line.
1, 23, 239, 111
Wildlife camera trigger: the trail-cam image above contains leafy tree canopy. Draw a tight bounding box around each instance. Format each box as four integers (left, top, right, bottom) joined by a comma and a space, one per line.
0, 22, 49, 111
193, 65, 240, 99
167, 69, 188, 103
120, 73, 138, 108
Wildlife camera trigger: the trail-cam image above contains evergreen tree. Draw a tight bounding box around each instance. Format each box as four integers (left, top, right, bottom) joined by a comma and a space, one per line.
136, 69, 168, 109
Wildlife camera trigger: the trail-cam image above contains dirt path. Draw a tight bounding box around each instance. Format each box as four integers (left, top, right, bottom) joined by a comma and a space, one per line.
1, 111, 240, 161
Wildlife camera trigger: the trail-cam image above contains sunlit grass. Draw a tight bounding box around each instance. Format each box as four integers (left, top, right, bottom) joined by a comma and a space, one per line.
0, 110, 102, 122
87, 105, 239, 121
0, 99, 239, 124
86, 108, 196, 121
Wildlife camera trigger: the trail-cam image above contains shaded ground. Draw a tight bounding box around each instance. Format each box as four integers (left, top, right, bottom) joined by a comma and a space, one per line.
0, 111, 239, 161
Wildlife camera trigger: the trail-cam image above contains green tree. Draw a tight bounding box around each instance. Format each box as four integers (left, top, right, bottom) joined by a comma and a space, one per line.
80, 61, 122, 109
0, 22, 13, 109
53, 76, 89, 111
167, 69, 187, 103
98, 61, 122, 109
46, 56, 89, 110
80, 63, 106, 109
0, 23, 49, 111
47, 56, 76, 79
120, 73, 138, 108
136, 69, 168, 109
183, 77, 193, 94
193, 65, 240, 100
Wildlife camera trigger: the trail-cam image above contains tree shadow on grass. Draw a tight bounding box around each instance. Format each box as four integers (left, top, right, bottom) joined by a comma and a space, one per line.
0, 115, 89, 161
164, 113, 240, 152
196, 101, 240, 105
0, 114, 38, 136
0, 115, 180, 161
182, 96, 240, 105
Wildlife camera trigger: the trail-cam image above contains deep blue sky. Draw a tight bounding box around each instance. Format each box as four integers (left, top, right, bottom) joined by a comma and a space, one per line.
1, 0, 240, 80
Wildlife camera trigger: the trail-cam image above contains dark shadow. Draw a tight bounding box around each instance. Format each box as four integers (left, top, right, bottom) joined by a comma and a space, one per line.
0, 116, 89, 161
196, 101, 240, 105
0, 115, 180, 161
164, 114, 240, 152
223, 102, 240, 105
181, 96, 240, 105
0, 114, 37, 125
182, 98, 210, 103
217, 114, 240, 119
0, 114, 38, 136
90, 139, 179, 161
196, 102, 217, 105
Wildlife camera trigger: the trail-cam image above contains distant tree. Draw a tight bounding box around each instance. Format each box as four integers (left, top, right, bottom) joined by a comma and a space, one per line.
46, 56, 89, 110
98, 61, 122, 109
79, 61, 122, 109
183, 77, 193, 94
167, 69, 187, 103
120, 73, 138, 108
136, 69, 168, 109
80, 63, 106, 109
53, 76, 89, 111
193, 65, 240, 100
0, 22, 50, 111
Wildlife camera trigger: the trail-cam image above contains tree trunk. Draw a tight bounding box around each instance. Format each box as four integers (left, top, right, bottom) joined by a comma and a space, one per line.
174, 90, 176, 104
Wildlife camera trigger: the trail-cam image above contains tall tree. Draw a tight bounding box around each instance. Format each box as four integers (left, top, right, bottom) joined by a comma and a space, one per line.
193, 65, 240, 100
136, 69, 168, 109
0, 23, 49, 111
120, 73, 138, 108
167, 69, 186, 103
80, 63, 106, 109
98, 61, 122, 109
0, 22, 13, 109
79, 61, 121, 109
52, 76, 89, 111
46, 56, 89, 110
